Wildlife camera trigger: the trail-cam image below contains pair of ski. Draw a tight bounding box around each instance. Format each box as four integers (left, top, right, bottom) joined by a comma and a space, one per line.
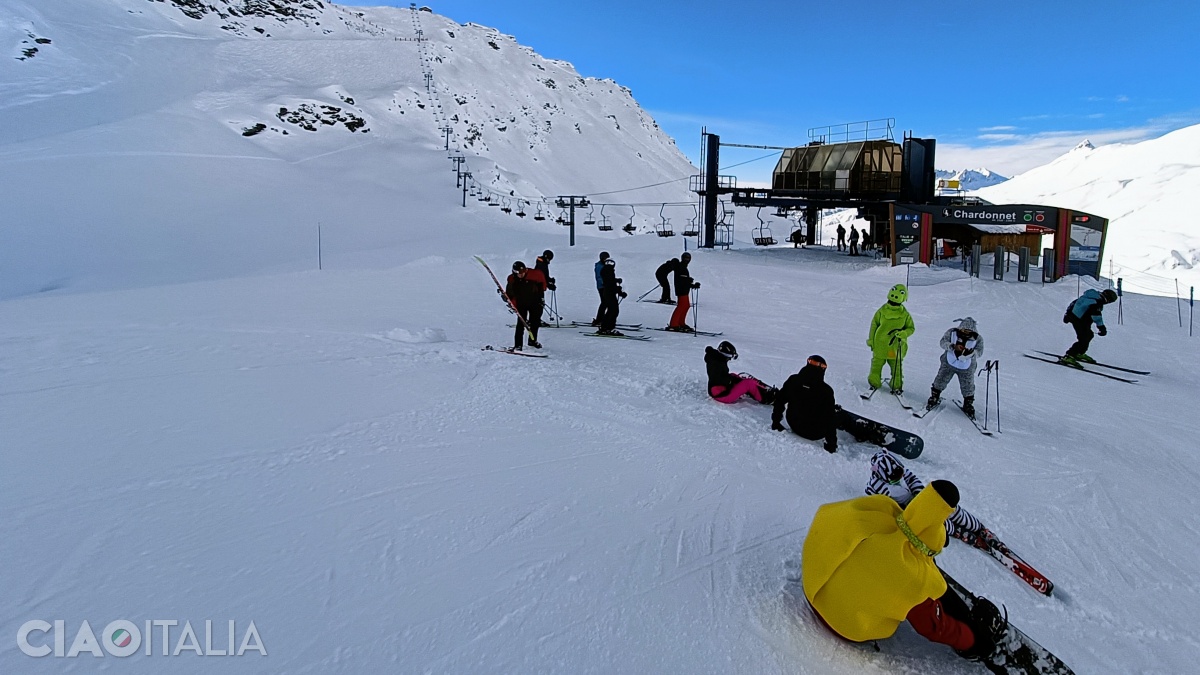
942, 570, 1073, 674
1023, 350, 1149, 383
956, 531, 1053, 596
860, 380, 914, 410
569, 320, 653, 340
914, 399, 993, 436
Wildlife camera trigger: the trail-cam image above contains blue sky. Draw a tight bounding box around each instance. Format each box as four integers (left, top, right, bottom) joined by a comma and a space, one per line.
339, 0, 1200, 177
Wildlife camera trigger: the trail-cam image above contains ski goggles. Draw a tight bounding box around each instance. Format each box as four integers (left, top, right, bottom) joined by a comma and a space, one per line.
806, 358, 827, 369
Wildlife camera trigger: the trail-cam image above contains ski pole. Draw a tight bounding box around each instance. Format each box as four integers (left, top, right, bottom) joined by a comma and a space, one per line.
549, 289, 561, 327
981, 361, 992, 431
995, 360, 1001, 433
636, 285, 660, 302
692, 286, 700, 336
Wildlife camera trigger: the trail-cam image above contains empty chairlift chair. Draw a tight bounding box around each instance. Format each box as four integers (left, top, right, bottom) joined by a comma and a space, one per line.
597, 204, 613, 231
533, 203, 547, 221
682, 205, 700, 238
714, 200, 735, 250
623, 205, 637, 234
753, 207, 777, 246
583, 206, 596, 226
515, 200, 527, 218
655, 203, 675, 237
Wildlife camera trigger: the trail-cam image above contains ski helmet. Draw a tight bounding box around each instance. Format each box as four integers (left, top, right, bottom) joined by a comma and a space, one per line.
931, 479, 960, 508
887, 284, 908, 304
871, 451, 904, 484
806, 354, 827, 369
717, 341, 738, 360
512, 261, 526, 272
1101, 289, 1118, 303
599, 251, 610, 261
681, 252, 692, 262
543, 249, 554, 261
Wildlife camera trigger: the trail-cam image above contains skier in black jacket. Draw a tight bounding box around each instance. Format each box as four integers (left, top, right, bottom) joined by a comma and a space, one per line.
655, 258, 678, 303
597, 257, 627, 335
704, 341, 775, 404
504, 261, 547, 350
534, 249, 556, 327
771, 355, 840, 452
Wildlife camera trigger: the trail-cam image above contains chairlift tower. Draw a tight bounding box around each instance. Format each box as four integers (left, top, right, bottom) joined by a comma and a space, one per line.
554, 195, 590, 247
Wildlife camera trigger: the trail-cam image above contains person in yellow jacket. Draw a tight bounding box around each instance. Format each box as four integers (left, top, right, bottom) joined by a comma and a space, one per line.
801, 480, 1004, 661
867, 284, 915, 393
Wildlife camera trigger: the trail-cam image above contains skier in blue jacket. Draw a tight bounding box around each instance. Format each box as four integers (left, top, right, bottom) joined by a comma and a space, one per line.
1062, 288, 1117, 365
591, 251, 609, 326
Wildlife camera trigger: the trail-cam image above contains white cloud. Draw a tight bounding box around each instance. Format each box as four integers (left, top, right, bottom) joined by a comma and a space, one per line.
979, 125, 1017, 132
939, 125, 1169, 176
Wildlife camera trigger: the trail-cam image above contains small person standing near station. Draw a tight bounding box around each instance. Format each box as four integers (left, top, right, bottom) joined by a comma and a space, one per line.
654, 257, 679, 304
848, 225, 860, 256
591, 251, 610, 327
534, 249, 556, 328
926, 317, 984, 418
836, 223, 847, 251
1061, 288, 1117, 366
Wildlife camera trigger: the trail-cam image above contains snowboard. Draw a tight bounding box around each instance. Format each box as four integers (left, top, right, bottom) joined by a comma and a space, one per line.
836, 409, 923, 459
941, 570, 1074, 674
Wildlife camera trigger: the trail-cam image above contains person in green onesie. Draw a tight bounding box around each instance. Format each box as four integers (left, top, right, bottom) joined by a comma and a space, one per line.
867, 284, 915, 393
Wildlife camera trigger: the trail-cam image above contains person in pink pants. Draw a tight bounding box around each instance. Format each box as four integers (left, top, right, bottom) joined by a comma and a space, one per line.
705, 341, 776, 404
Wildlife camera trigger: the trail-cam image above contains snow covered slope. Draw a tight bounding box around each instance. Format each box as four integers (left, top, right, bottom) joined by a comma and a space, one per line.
0, 0, 694, 299
977, 127, 1200, 293
2, 3, 1199, 675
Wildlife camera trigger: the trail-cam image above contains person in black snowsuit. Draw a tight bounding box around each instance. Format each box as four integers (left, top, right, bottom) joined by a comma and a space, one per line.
504, 261, 546, 350
771, 355, 840, 452
848, 226, 860, 256
534, 249, 556, 327
591, 251, 609, 326
667, 252, 697, 331
836, 224, 846, 251
655, 258, 679, 304
597, 257, 627, 335
1061, 288, 1117, 365
704, 341, 776, 404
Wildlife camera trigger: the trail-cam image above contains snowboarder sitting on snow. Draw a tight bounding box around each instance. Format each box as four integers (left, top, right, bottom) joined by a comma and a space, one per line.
1061, 288, 1117, 366
802, 480, 1007, 663
504, 261, 547, 350
866, 450, 997, 550
534, 249, 556, 328
666, 252, 698, 332
654, 257, 679, 304
867, 284, 915, 394
704, 341, 776, 404
596, 257, 628, 335
771, 355, 839, 453
927, 317, 984, 418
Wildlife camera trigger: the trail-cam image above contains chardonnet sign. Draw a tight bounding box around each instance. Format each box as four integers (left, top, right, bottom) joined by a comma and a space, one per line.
941, 208, 1019, 222
17, 619, 266, 658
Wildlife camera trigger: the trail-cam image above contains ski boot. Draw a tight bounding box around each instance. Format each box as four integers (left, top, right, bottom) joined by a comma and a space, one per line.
528, 340, 542, 349
512, 345, 523, 352
1076, 353, 1097, 364
926, 387, 942, 410
962, 396, 976, 420
590, 318, 601, 327
666, 324, 695, 333
598, 329, 624, 337
957, 596, 1007, 662
1059, 354, 1081, 367
760, 385, 779, 405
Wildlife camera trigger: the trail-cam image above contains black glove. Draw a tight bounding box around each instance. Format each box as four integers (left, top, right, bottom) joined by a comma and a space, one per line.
616, 277, 622, 284
692, 282, 701, 289
547, 282, 556, 291
771, 421, 785, 432
1097, 325, 1107, 336
618, 291, 627, 299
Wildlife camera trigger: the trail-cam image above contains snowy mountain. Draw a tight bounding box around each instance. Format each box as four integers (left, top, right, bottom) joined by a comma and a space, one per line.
0, 0, 695, 299
976, 125, 1200, 294
936, 168, 1009, 191
3, 3, 1200, 675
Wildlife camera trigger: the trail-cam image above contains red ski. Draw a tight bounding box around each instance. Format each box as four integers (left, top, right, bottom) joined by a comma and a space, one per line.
474, 255, 537, 342
957, 531, 1054, 596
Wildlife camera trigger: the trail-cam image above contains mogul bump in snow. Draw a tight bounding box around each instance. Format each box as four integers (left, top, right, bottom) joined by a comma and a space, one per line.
1061, 288, 1117, 366
867, 284, 915, 393
504, 261, 547, 350
771, 355, 839, 453
926, 317, 984, 417
802, 480, 1007, 663
703, 341, 776, 404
